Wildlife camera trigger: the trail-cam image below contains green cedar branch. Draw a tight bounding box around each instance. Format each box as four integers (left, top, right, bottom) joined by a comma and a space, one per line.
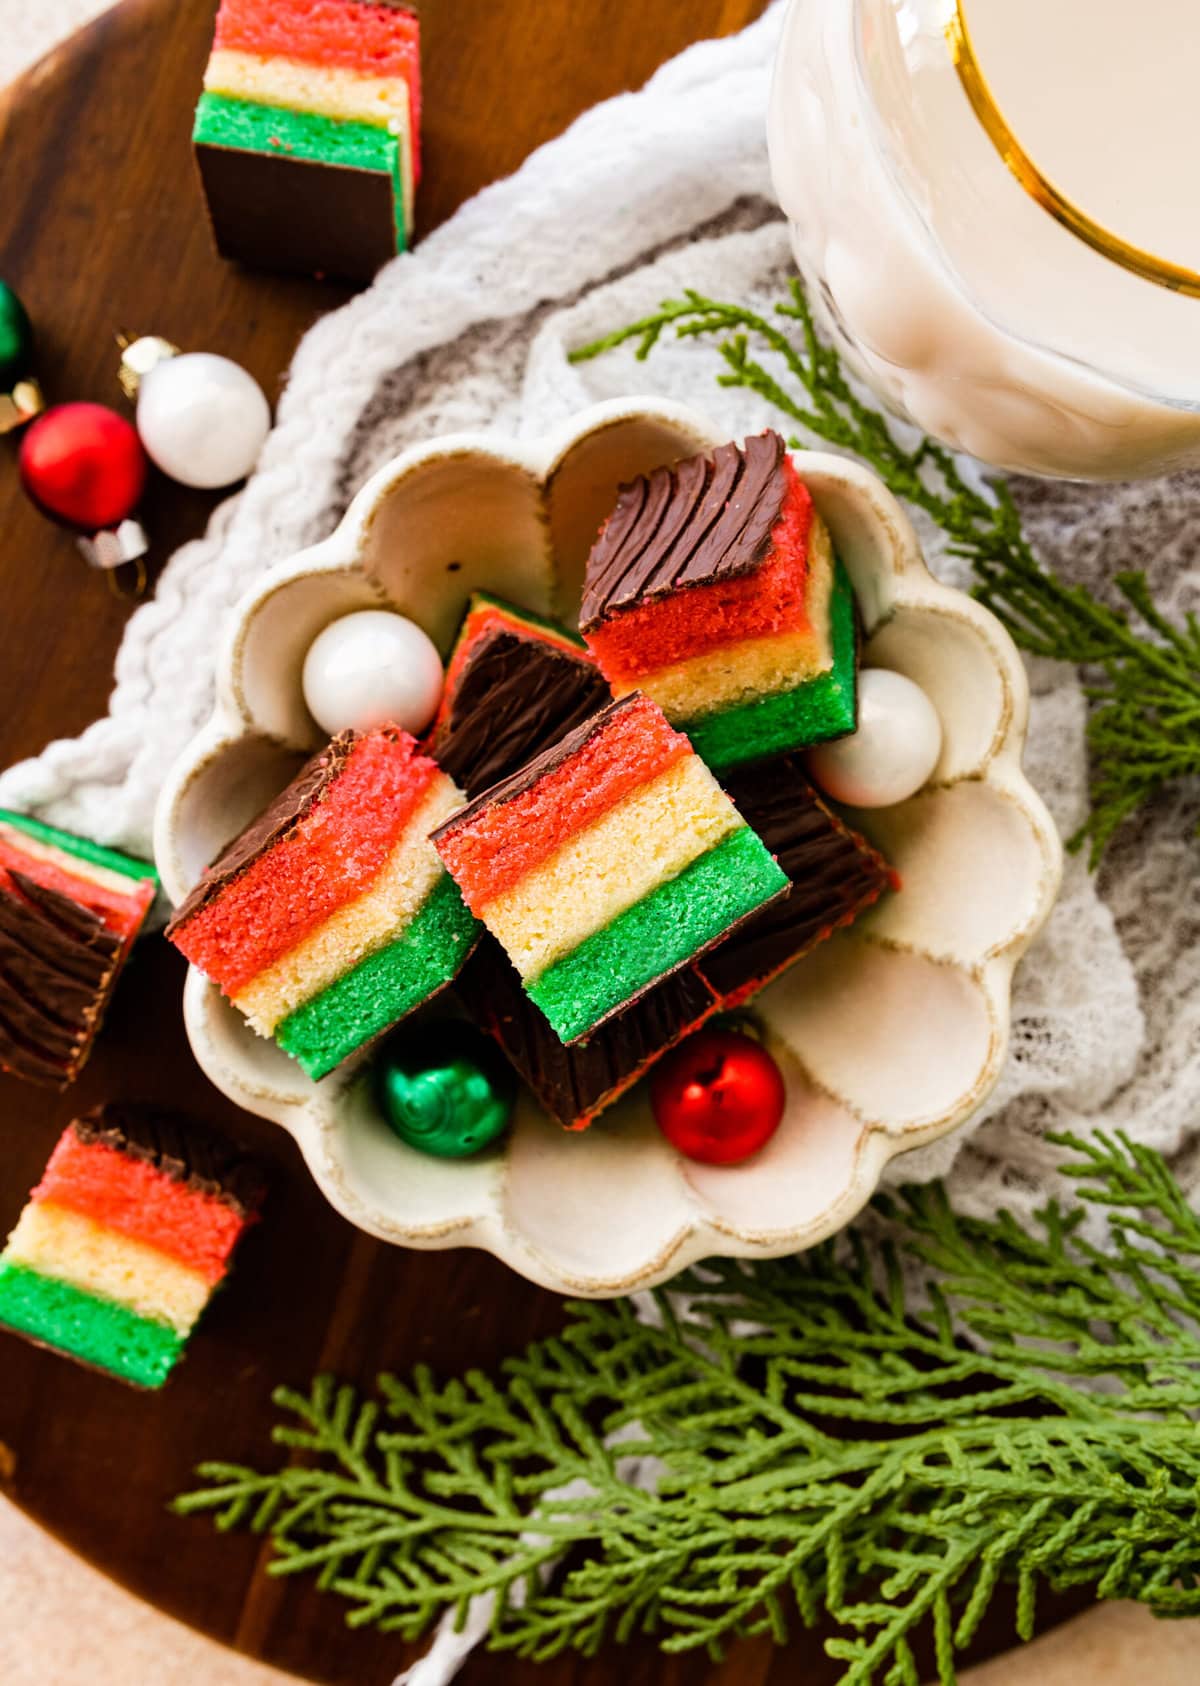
176, 1132, 1200, 1682
568, 282, 1200, 863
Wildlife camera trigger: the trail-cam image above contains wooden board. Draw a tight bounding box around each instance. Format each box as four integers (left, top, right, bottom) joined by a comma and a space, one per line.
0, 2, 1090, 1681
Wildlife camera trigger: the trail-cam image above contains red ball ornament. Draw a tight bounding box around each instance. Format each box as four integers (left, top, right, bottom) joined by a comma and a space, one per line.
650, 1028, 786, 1165
18, 402, 148, 571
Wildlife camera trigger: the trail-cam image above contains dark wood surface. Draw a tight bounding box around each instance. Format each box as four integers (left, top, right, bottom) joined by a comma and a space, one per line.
0, 3, 1088, 1682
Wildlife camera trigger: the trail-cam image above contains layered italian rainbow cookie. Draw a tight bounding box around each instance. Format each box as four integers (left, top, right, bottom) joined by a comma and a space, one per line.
425, 592, 611, 798
0, 1105, 261, 1388
0, 810, 157, 1088
195, 0, 421, 281
433, 694, 788, 1045
166, 727, 478, 1081
580, 431, 858, 772
698, 755, 898, 1008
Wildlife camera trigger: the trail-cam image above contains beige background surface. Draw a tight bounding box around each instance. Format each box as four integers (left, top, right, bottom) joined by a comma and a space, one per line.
1, 6, 1198, 1685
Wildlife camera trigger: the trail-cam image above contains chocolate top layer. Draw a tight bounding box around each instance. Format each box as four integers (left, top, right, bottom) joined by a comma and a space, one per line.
0, 873, 124, 1088
166, 731, 362, 936
579, 431, 789, 631
73, 1102, 264, 1215
458, 939, 716, 1130
699, 755, 895, 1000
432, 694, 641, 844
428, 627, 611, 798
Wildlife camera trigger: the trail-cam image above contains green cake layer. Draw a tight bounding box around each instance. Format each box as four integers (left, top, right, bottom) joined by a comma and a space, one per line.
193, 93, 406, 248
275, 875, 479, 1080
0, 809, 159, 884
684, 559, 859, 772
527, 825, 787, 1043
457, 592, 588, 650
0, 1261, 184, 1389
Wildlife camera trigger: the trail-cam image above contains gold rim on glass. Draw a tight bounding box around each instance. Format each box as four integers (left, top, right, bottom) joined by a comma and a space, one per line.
945, 0, 1200, 299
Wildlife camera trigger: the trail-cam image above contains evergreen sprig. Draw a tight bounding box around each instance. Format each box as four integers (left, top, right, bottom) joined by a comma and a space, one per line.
177, 1132, 1200, 1682
569, 282, 1200, 862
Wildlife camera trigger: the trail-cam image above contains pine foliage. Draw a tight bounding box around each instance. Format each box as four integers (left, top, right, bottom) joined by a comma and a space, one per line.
571, 282, 1200, 862
177, 1133, 1200, 1682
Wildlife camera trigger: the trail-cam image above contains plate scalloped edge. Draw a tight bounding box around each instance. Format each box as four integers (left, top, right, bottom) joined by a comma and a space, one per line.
155, 397, 1063, 1297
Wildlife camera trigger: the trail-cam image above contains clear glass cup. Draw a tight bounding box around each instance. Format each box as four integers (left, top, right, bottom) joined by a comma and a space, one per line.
768, 0, 1200, 479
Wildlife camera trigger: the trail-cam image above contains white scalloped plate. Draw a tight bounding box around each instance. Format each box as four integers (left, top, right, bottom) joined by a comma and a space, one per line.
154, 398, 1061, 1296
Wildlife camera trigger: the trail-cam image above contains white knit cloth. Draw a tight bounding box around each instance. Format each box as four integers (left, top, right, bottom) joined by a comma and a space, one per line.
1, 10, 1197, 1673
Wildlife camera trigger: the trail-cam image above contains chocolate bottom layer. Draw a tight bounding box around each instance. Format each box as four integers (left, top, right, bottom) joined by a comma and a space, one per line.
700, 754, 897, 1004
458, 939, 719, 1131
194, 142, 401, 284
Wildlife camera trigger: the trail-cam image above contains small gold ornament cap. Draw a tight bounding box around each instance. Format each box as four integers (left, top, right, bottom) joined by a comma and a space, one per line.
116, 333, 179, 401
0, 377, 45, 434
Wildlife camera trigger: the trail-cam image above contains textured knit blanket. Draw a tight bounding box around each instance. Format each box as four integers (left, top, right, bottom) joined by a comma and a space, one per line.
0, 26, 1197, 1680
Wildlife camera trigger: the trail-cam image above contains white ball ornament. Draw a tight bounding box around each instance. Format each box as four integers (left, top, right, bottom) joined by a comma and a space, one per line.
134, 351, 271, 489
302, 611, 444, 737
807, 668, 943, 808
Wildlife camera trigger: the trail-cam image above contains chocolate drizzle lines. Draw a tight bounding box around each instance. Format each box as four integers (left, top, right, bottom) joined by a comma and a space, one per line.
0, 873, 124, 1088
457, 939, 718, 1130
699, 756, 897, 1001
73, 1103, 264, 1215
579, 431, 789, 630
428, 629, 610, 798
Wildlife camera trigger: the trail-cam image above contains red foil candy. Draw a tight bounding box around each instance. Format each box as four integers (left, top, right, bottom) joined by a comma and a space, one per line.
650, 1028, 785, 1165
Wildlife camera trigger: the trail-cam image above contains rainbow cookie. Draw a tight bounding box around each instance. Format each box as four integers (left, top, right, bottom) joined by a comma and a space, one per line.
195, 0, 420, 281
0, 811, 157, 1088
0, 1105, 261, 1388
580, 431, 858, 772
433, 694, 788, 1045
425, 593, 612, 798
458, 938, 720, 1131
697, 755, 898, 1008
166, 727, 478, 1081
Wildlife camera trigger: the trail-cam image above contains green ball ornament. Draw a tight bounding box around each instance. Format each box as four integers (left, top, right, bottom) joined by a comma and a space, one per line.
0, 281, 44, 432
0, 281, 35, 388
374, 1022, 515, 1159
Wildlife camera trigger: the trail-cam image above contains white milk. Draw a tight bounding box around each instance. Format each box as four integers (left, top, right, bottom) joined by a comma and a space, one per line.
768, 0, 1200, 479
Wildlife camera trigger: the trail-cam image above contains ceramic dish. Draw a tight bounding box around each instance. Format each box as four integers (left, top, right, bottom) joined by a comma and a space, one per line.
154, 397, 1062, 1296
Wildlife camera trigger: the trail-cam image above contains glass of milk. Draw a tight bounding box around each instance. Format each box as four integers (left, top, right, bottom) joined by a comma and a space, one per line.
768, 0, 1200, 479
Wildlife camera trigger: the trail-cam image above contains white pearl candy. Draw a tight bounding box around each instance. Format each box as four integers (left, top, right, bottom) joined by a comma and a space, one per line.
807, 668, 942, 808
136, 353, 271, 489
302, 611, 444, 737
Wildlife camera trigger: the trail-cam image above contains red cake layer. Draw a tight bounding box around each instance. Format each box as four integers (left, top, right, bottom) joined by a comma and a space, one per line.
34, 1130, 247, 1282
436, 697, 687, 911
0, 838, 153, 941
586, 466, 816, 683
172, 732, 438, 995
213, 0, 422, 169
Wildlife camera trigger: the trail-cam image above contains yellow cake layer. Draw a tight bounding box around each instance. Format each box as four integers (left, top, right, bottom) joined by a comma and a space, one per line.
204, 49, 415, 229
233, 778, 461, 1036
485, 755, 741, 984
617, 518, 837, 720
0, 821, 143, 899
6, 1202, 210, 1335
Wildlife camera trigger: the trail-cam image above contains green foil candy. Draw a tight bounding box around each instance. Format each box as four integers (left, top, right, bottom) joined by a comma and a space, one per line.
374, 1022, 515, 1159
0, 280, 44, 432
